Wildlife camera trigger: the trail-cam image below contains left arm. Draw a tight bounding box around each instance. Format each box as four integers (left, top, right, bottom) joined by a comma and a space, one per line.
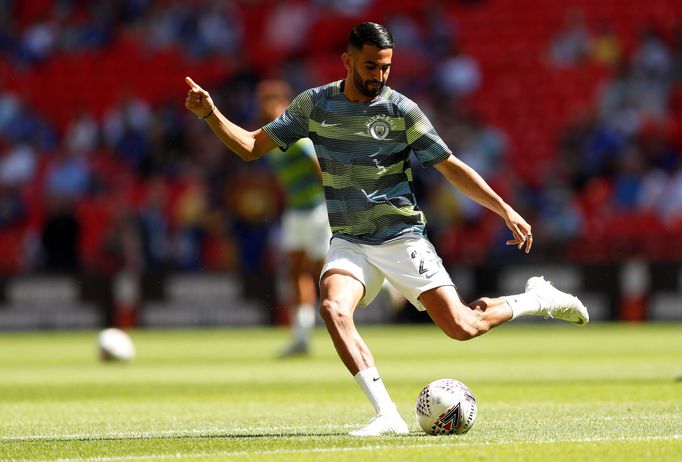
434, 155, 533, 253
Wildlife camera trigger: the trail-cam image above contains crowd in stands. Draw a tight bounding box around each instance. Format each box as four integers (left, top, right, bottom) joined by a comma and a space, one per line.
0, 0, 680, 279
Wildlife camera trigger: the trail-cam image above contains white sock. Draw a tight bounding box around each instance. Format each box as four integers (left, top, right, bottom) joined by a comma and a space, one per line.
292, 304, 315, 343
354, 367, 396, 416
504, 293, 542, 320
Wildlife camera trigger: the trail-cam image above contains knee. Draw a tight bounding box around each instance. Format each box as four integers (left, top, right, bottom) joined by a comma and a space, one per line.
319, 297, 352, 327
441, 311, 487, 341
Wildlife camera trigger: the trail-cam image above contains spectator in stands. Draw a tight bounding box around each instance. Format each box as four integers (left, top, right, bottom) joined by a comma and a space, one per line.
0, 137, 25, 228
227, 164, 281, 311
0, 187, 24, 228
598, 60, 646, 136
0, 138, 36, 189
15, 15, 59, 66
421, 2, 455, 55
0, 90, 20, 133
533, 179, 583, 246
137, 176, 170, 271
0, 95, 45, 145
599, 26, 673, 122
434, 42, 481, 98
631, 26, 673, 86
637, 166, 668, 215
103, 93, 152, 173
173, 167, 209, 271
659, 164, 682, 225
591, 20, 622, 68
612, 146, 646, 210
193, 1, 243, 58
44, 149, 92, 200
41, 196, 80, 274
227, 165, 281, 273
547, 10, 592, 68
64, 109, 99, 155
59, 2, 114, 51
145, 1, 192, 50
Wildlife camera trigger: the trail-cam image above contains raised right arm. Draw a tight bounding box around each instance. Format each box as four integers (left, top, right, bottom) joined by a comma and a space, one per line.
185, 76, 277, 161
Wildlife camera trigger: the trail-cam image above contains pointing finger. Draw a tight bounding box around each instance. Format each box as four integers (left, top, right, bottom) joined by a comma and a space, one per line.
185, 76, 201, 91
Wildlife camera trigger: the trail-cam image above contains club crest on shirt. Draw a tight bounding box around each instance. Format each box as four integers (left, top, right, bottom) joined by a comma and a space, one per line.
366, 114, 395, 140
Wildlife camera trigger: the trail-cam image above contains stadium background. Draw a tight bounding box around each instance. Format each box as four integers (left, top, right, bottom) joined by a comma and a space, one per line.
0, 0, 681, 330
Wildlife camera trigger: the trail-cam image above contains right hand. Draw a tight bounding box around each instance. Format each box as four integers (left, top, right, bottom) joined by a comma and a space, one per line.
185, 76, 215, 119
502, 207, 533, 254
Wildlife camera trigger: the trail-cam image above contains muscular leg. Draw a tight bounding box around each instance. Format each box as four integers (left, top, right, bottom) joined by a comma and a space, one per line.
318, 270, 370, 375
419, 285, 512, 341
320, 269, 408, 435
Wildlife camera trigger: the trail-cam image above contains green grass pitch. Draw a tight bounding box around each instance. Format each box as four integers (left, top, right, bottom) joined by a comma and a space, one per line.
1, 323, 681, 461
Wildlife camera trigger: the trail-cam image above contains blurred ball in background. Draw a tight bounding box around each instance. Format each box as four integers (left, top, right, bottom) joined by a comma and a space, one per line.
97, 327, 135, 362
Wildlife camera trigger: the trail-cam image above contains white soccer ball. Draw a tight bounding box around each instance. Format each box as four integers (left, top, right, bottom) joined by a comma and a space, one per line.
415, 378, 477, 435
97, 328, 135, 361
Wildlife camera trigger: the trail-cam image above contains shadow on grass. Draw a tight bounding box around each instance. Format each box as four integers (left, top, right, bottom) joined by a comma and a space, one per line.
6, 430, 426, 444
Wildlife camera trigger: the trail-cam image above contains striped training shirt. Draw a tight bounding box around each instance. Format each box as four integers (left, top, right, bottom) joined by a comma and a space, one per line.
265, 138, 325, 211
262, 80, 451, 245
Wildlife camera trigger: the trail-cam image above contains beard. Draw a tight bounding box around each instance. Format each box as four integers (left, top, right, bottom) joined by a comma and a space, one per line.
352, 67, 384, 98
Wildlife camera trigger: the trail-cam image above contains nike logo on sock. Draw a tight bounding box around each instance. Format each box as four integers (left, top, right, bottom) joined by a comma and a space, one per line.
372, 377, 381, 382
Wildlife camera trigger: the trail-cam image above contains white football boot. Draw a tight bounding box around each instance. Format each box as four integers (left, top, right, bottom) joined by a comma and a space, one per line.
349, 410, 409, 436
525, 276, 589, 326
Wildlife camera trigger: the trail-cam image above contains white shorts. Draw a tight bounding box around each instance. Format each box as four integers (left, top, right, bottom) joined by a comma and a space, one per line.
281, 202, 331, 260
321, 235, 454, 311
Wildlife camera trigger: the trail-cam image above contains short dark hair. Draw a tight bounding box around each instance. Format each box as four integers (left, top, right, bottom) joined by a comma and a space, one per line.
348, 22, 394, 51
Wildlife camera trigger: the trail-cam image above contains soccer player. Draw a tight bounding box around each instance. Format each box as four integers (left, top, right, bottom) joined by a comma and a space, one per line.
255, 80, 331, 357
185, 22, 589, 436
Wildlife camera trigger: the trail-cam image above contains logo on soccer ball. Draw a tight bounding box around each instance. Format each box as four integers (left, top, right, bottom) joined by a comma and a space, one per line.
366, 114, 395, 140
416, 378, 477, 435
433, 402, 462, 433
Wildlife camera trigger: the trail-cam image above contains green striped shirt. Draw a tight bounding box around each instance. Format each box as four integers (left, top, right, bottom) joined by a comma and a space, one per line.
266, 138, 325, 210
263, 80, 451, 245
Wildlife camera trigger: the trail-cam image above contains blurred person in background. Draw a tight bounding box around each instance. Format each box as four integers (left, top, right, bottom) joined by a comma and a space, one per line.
256, 80, 331, 357
547, 9, 592, 68
41, 196, 80, 274
185, 22, 589, 437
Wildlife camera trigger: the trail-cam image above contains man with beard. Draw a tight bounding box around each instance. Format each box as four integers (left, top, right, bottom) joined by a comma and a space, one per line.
185, 22, 589, 436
